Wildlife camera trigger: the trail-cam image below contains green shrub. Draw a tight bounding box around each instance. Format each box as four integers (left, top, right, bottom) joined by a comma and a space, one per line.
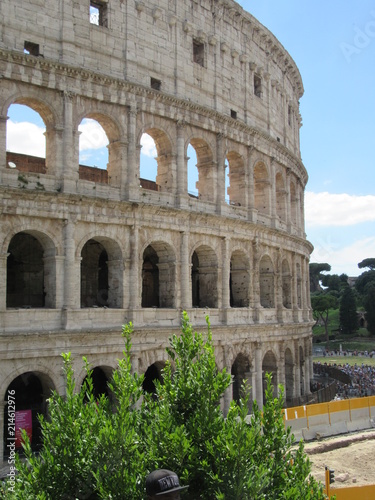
3, 314, 326, 499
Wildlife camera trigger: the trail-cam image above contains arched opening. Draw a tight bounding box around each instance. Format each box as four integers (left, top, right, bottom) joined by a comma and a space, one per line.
188, 139, 215, 202
80, 237, 122, 308
142, 242, 176, 308
140, 129, 173, 192
276, 172, 287, 221
231, 353, 250, 404
262, 351, 278, 401
78, 117, 109, 183
285, 348, 294, 403
82, 366, 112, 399
299, 346, 305, 396
142, 246, 159, 308
6, 231, 56, 308
230, 251, 250, 308
187, 144, 199, 197
254, 162, 270, 214
143, 362, 165, 399
259, 255, 274, 308
6, 103, 47, 175
282, 259, 292, 309
226, 151, 245, 206
191, 246, 218, 308
3, 372, 54, 458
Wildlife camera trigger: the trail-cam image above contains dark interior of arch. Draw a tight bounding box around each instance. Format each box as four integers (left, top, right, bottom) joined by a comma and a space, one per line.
83, 367, 109, 399
81, 239, 109, 307
3, 372, 46, 458
191, 248, 217, 308
7, 232, 45, 308
142, 246, 159, 308
231, 354, 250, 404
142, 363, 162, 399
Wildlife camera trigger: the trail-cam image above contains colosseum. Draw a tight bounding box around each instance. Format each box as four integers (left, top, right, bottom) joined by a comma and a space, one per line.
0, 0, 313, 460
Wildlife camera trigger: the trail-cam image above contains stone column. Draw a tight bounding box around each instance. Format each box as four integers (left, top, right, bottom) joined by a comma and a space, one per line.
63, 220, 78, 311
130, 224, 140, 310
176, 121, 187, 207
107, 140, 128, 194
180, 231, 190, 310
270, 158, 277, 227
126, 104, 139, 201
216, 133, 225, 214
278, 343, 286, 401
61, 92, 78, 194
221, 237, 230, 310
254, 343, 263, 409
0, 253, 8, 311
286, 168, 292, 231
223, 384, 232, 417
252, 239, 260, 323
276, 250, 283, 323
247, 146, 255, 218
0, 115, 8, 176
294, 341, 301, 399
302, 257, 308, 321
54, 256, 65, 309
292, 252, 298, 321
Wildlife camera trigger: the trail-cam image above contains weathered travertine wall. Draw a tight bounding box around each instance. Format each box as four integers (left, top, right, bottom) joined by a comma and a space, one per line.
0, 0, 313, 463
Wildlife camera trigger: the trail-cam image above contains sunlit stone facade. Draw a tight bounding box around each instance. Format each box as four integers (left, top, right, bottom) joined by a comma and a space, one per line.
0, 0, 313, 462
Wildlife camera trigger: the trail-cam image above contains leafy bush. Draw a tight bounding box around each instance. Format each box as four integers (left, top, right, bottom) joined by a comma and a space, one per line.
2, 314, 326, 499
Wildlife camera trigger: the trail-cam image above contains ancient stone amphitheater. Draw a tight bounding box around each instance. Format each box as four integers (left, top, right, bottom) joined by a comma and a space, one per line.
0, 0, 313, 460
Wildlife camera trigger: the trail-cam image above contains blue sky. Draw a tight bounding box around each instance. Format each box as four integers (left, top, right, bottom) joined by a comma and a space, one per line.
6, 1, 375, 276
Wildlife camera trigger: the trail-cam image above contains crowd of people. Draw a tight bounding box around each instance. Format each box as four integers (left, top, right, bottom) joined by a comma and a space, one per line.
313, 360, 375, 399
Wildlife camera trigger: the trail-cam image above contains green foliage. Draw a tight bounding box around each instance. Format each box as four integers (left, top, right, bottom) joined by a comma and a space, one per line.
309, 262, 331, 293
3, 314, 326, 500
358, 258, 375, 270
364, 284, 375, 336
339, 286, 358, 335
311, 293, 338, 342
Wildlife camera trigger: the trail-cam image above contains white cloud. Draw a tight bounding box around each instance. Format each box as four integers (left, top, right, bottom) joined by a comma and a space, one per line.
78, 119, 108, 151
310, 237, 375, 276
6, 120, 45, 157
305, 191, 375, 227
141, 133, 157, 158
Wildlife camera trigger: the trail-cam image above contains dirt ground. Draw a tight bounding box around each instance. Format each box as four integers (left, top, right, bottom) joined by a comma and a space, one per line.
304, 430, 375, 488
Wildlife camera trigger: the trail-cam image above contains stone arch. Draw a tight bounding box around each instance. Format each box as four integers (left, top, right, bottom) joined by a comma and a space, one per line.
80, 236, 123, 308
6, 230, 58, 308
231, 352, 251, 404
282, 258, 292, 309
191, 244, 218, 308
77, 110, 123, 186
226, 150, 246, 206
230, 250, 250, 307
5, 94, 57, 175
262, 350, 278, 400
275, 171, 287, 221
189, 137, 215, 203
3, 370, 55, 458
259, 254, 275, 308
139, 126, 174, 193
141, 241, 176, 308
254, 161, 270, 215
285, 347, 294, 402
